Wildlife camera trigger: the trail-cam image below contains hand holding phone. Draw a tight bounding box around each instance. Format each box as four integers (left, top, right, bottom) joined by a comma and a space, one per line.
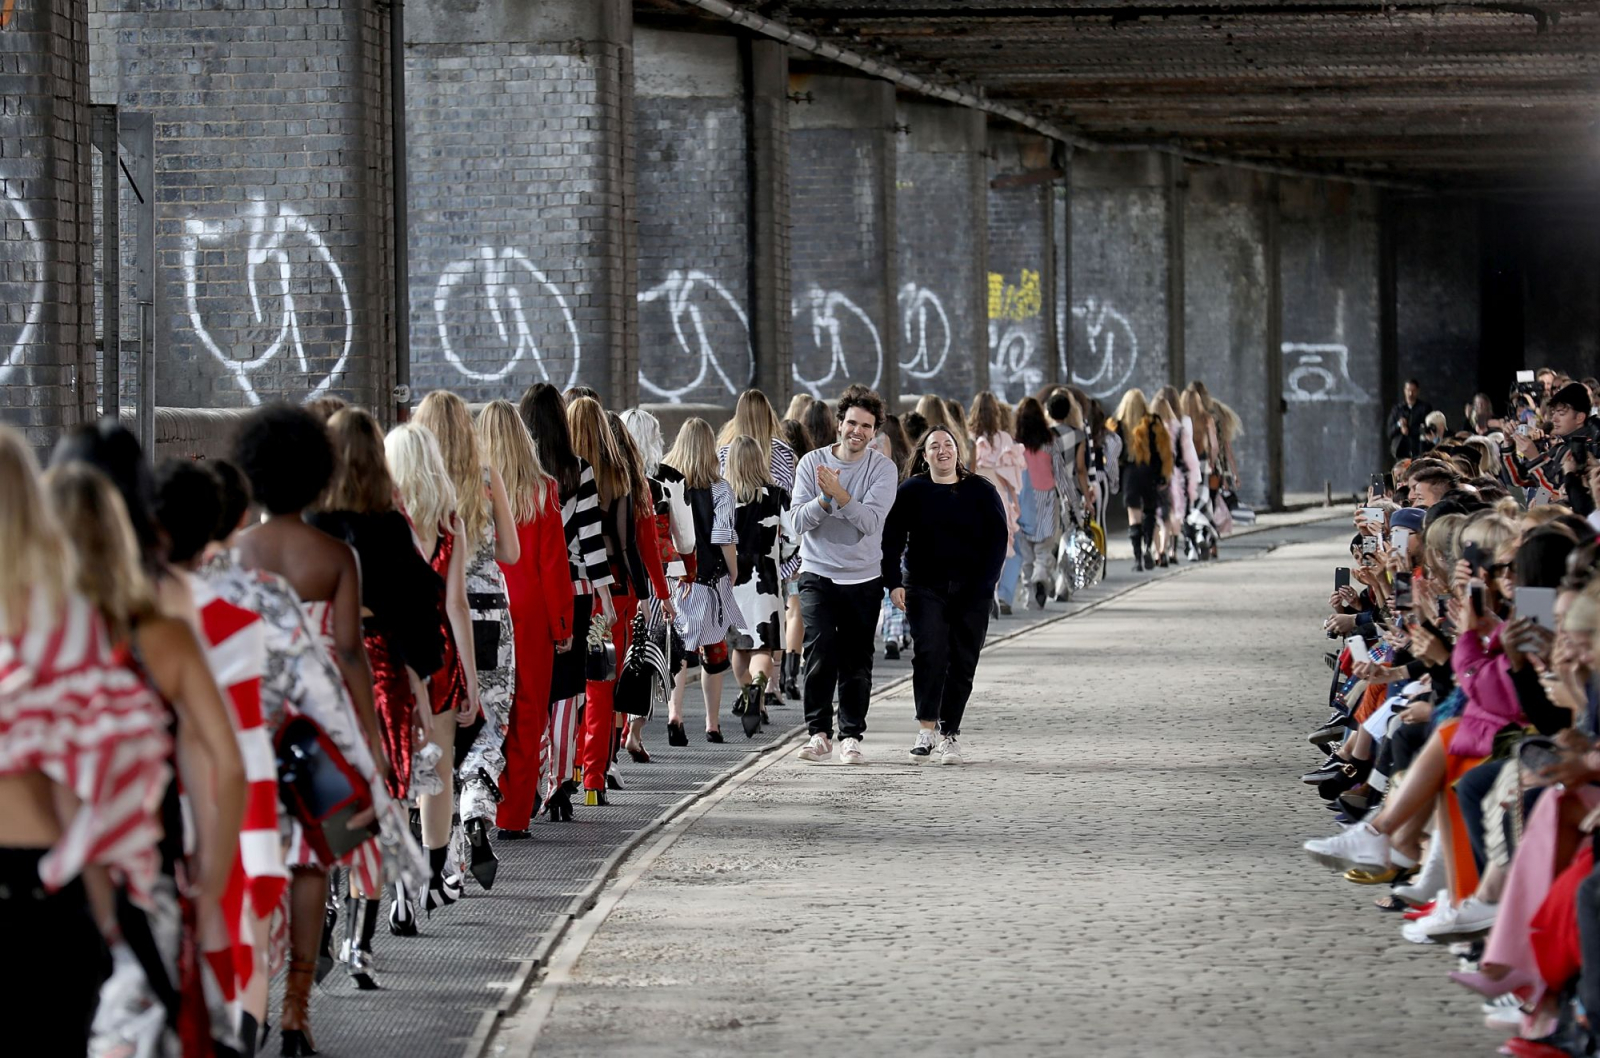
1335, 567, 1351, 590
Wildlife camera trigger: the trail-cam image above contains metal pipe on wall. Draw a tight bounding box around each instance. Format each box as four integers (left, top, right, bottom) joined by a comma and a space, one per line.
390, 0, 412, 423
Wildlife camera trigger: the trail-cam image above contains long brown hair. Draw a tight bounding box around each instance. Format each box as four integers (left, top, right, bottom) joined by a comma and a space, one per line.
717, 389, 783, 457
967, 391, 1006, 441
43, 462, 156, 643
323, 407, 396, 514
607, 410, 653, 506
479, 399, 550, 523
725, 435, 772, 504
414, 390, 489, 550
567, 397, 628, 507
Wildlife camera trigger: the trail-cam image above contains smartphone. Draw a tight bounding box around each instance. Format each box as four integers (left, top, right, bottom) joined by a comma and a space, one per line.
1517, 586, 1558, 629
1518, 424, 1530, 437
1394, 571, 1413, 609
1463, 541, 1486, 574
1361, 536, 1380, 555
1436, 597, 1449, 619
1345, 634, 1371, 664
1334, 567, 1351, 590
1390, 527, 1412, 556
1575, 444, 1591, 470
1358, 506, 1386, 524
1369, 473, 1387, 498
1469, 579, 1486, 617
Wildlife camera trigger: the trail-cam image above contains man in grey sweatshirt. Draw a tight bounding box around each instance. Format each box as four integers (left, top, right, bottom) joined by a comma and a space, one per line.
790, 388, 899, 765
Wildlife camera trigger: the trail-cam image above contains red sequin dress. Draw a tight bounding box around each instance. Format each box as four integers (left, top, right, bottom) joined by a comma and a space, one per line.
428, 528, 469, 717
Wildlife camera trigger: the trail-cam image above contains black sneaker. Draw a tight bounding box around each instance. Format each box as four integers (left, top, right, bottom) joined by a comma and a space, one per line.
885, 641, 900, 661
1033, 582, 1048, 609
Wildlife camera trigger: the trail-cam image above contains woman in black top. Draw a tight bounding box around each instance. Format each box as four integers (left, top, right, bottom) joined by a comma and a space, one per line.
881, 426, 1009, 766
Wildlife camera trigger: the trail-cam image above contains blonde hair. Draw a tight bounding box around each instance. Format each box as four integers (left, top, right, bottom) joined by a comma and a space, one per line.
725, 435, 771, 504
386, 423, 457, 540
1212, 399, 1243, 442
717, 389, 783, 457
0, 426, 71, 631
915, 393, 953, 433
1422, 511, 1468, 582
1114, 388, 1149, 427
1424, 409, 1448, 435
783, 393, 814, 422
566, 397, 628, 507
414, 391, 489, 551
1151, 394, 1179, 424
1460, 512, 1517, 565
663, 417, 720, 490
43, 462, 155, 643
620, 408, 665, 476
478, 399, 549, 524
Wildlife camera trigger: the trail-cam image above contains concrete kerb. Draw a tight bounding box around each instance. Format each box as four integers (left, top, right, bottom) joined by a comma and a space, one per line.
472, 509, 1348, 1058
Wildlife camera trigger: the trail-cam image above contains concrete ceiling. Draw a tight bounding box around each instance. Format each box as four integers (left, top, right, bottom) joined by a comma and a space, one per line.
637, 0, 1600, 190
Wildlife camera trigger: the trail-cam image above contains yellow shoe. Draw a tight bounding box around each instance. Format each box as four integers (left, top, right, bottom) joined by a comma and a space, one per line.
1344, 865, 1402, 885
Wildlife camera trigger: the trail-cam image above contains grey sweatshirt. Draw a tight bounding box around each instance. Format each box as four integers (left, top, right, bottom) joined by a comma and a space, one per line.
790, 444, 900, 582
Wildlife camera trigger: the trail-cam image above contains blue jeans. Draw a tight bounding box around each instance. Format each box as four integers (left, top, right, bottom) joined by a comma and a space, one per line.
997, 477, 1040, 605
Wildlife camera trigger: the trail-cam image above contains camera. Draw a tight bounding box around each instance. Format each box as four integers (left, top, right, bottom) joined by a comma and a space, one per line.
1513, 369, 1542, 401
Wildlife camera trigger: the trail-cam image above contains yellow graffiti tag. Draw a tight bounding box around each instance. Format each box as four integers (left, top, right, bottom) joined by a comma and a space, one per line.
988, 269, 1041, 321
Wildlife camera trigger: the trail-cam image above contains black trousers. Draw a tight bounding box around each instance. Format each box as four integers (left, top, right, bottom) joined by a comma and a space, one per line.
0, 848, 109, 1056
905, 585, 991, 737
799, 573, 882, 740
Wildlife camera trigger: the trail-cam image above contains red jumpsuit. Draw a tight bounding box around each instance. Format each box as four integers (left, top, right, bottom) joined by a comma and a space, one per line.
494, 490, 575, 831
581, 500, 670, 792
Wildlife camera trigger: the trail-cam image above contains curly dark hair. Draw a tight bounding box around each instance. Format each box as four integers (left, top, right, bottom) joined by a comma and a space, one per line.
154, 459, 223, 564
230, 403, 334, 515
836, 386, 885, 429
209, 458, 253, 541
1013, 397, 1052, 452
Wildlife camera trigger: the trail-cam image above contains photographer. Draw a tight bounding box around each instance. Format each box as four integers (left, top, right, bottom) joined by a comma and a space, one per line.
1508, 381, 1599, 512
1387, 378, 1434, 462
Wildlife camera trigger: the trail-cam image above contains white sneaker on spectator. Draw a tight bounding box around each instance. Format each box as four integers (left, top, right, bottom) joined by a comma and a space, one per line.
839, 737, 865, 764
1399, 892, 1453, 944
797, 733, 832, 762
1303, 823, 1389, 871
1422, 896, 1498, 938
1484, 1005, 1524, 1030
937, 736, 964, 765
908, 729, 936, 763
1393, 840, 1444, 905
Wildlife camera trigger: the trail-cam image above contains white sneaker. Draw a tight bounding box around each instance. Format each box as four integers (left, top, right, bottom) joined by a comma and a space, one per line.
839, 737, 865, 765
908, 729, 936, 763
1399, 891, 1453, 944
1393, 839, 1444, 905
1422, 896, 1497, 938
1303, 823, 1389, 871
797, 733, 832, 762
937, 736, 964, 765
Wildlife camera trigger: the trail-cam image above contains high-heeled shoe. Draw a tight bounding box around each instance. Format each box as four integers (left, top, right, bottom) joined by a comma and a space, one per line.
423, 846, 459, 916
315, 896, 338, 985
339, 896, 380, 990
1449, 967, 1535, 998
280, 958, 318, 1056
388, 879, 418, 937
464, 818, 498, 890
626, 743, 651, 763
667, 721, 688, 747
606, 770, 625, 790
583, 788, 609, 807
706, 729, 724, 743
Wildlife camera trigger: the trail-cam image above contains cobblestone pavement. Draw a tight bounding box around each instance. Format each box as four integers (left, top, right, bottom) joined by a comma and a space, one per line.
522, 524, 1493, 1058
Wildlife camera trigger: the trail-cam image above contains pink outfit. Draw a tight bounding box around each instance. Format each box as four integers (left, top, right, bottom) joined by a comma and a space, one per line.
975, 431, 1025, 555
1165, 415, 1200, 520
1483, 784, 1600, 1004
1450, 624, 1527, 758
1023, 447, 1053, 492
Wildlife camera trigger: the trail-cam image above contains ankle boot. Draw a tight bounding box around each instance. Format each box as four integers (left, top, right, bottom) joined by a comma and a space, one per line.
280, 958, 318, 1056
1128, 526, 1144, 572
339, 896, 379, 990
424, 845, 459, 915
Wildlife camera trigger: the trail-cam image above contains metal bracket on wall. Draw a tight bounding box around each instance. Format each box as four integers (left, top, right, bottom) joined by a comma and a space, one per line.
117, 112, 157, 462
786, 90, 814, 104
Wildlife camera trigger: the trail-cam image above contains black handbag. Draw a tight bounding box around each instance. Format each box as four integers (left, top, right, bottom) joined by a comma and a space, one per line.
275, 714, 379, 863
585, 615, 617, 682
614, 609, 668, 717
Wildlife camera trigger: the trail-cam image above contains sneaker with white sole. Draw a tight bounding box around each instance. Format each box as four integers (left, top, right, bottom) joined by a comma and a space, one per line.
797, 733, 832, 762
1422, 896, 1498, 939
1393, 839, 1444, 906
1303, 823, 1390, 871
839, 737, 865, 764
937, 735, 964, 765
908, 730, 935, 763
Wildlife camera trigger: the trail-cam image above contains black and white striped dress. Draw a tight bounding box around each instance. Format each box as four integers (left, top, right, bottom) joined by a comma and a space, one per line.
551, 458, 613, 700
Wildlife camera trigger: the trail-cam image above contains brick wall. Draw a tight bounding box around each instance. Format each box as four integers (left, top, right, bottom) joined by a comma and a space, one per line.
1394, 197, 1480, 432
1, 0, 97, 450
634, 29, 750, 408
987, 129, 1055, 405
1070, 150, 1170, 403
405, 2, 635, 408
788, 73, 897, 405
87, 0, 394, 414
895, 101, 985, 403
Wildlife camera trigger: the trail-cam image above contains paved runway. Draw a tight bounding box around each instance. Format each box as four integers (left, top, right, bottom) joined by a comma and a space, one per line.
512, 521, 1492, 1058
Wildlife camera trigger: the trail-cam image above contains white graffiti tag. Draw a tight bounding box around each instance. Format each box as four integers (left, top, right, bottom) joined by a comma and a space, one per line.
182, 199, 353, 406
1070, 298, 1140, 400
1, 183, 47, 383
637, 270, 752, 403
898, 283, 950, 382
433, 248, 581, 388
1282, 343, 1373, 403
791, 286, 883, 399
988, 321, 1044, 405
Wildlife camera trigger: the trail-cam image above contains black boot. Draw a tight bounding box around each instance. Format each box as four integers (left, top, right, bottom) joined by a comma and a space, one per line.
1140, 510, 1158, 570
464, 817, 498, 890
340, 896, 379, 990
1128, 525, 1144, 573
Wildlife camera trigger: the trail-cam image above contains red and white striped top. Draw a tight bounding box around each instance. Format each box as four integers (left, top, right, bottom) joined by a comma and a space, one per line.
0, 591, 171, 903
191, 575, 288, 1003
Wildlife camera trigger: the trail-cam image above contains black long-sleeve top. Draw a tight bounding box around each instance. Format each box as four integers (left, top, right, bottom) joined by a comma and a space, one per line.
308, 508, 446, 675
880, 473, 1009, 601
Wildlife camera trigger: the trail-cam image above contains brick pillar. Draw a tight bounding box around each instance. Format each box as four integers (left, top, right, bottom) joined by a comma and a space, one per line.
789, 72, 898, 408
987, 127, 1056, 405
88, 0, 395, 412
746, 39, 792, 409
406, 0, 637, 409
1, 0, 97, 449
896, 100, 986, 403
